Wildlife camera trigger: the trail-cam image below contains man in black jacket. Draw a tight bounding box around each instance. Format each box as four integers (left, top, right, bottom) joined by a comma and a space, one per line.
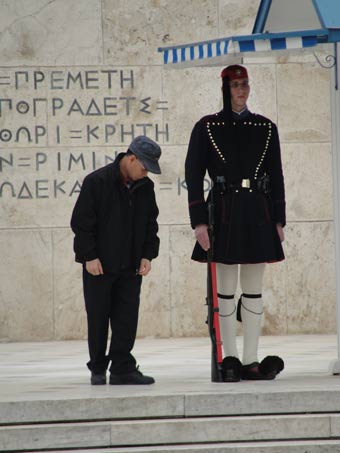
71, 136, 161, 385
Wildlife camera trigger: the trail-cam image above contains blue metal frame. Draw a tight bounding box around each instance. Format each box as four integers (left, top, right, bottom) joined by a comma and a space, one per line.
158, 29, 330, 53
313, 0, 326, 28
253, 0, 340, 33
313, 0, 340, 30
235, 29, 328, 42
252, 0, 272, 34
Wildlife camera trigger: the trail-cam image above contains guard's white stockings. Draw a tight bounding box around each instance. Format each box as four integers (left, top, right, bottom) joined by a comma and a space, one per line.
216, 263, 266, 365
216, 264, 238, 358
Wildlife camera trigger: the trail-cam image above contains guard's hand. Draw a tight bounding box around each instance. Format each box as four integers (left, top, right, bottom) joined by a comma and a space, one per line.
86, 258, 104, 276
138, 258, 151, 276
276, 223, 284, 242
195, 224, 210, 251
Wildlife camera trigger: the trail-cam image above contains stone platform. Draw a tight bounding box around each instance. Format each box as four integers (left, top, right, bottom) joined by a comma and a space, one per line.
1, 335, 340, 452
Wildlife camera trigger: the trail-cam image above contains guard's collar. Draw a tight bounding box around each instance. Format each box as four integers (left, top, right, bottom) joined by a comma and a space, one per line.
232, 107, 250, 121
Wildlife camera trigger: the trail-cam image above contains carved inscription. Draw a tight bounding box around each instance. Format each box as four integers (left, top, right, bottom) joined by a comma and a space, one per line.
0, 68, 172, 200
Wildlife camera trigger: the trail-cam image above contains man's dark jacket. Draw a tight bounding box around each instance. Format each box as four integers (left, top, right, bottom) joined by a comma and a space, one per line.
70, 153, 160, 273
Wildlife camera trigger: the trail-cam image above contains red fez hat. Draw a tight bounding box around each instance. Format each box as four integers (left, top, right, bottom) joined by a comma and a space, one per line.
221, 65, 248, 81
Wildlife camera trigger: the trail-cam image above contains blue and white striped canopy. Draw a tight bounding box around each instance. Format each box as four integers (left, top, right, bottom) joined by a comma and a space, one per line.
158, 29, 330, 67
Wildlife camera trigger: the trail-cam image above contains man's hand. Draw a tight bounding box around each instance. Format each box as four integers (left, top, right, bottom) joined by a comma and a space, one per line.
276, 223, 284, 242
138, 258, 151, 276
195, 224, 210, 251
86, 258, 104, 276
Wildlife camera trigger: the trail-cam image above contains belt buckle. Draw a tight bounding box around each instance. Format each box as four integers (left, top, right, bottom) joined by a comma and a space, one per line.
241, 179, 250, 189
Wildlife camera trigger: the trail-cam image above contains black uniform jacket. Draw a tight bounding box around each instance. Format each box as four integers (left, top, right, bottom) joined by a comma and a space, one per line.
185, 110, 285, 264
71, 153, 160, 273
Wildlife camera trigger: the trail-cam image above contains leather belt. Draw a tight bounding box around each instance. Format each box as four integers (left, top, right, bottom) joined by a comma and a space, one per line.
213, 177, 257, 192
213, 175, 270, 194
229, 179, 255, 190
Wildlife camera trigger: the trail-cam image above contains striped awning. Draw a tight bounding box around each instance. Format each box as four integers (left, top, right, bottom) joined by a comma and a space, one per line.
158, 29, 330, 67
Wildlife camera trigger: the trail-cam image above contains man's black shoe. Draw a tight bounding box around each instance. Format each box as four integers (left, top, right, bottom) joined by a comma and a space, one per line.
109, 368, 155, 385
91, 372, 106, 385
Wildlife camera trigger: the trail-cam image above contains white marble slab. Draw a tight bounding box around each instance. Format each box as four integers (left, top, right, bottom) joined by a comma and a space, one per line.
0, 0, 103, 66
138, 226, 171, 338
0, 422, 111, 451
277, 63, 331, 143
53, 228, 87, 340
16, 440, 340, 453
0, 229, 53, 341
109, 414, 330, 445
285, 221, 336, 334
282, 143, 333, 221
102, 0, 218, 66
169, 226, 207, 337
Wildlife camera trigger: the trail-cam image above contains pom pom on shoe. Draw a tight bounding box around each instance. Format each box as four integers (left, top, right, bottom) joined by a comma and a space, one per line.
259, 355, 284, 380
222, 356, 242, 382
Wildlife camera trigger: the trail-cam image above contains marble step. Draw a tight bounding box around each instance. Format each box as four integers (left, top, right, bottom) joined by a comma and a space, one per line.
1, 413, 340, 452
21, 439, 340, 453
2, 389, 340, 424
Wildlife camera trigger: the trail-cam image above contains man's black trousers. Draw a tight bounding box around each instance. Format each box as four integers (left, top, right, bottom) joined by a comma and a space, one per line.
82, 267, 142, 375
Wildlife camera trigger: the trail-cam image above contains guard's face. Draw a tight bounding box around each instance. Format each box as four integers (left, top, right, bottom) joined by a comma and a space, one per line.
127, 155, 148, 181
229, 78, 250, 111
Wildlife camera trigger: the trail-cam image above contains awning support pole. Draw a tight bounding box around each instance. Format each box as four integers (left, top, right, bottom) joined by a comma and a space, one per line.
329, 42, 340, 374
335, 42, 338, 90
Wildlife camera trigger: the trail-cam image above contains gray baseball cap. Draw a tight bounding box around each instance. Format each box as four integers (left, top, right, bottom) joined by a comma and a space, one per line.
129, 136, 162, 174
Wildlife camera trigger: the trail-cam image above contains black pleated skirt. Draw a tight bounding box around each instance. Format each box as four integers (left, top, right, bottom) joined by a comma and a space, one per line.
191, 189, 284, 264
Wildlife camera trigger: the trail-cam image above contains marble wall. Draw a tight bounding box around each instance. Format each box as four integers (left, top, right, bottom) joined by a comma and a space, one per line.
0, 0, 336, 341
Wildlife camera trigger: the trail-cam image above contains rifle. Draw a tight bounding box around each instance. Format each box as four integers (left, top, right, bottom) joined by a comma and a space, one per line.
206, 177, 225, 382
